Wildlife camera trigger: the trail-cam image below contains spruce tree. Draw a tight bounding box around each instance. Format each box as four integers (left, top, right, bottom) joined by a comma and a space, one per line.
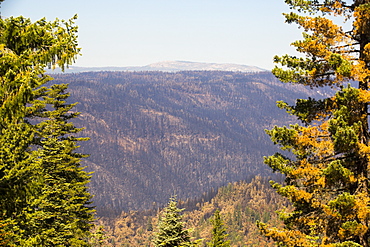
153, 196, 193, 247
0, 14, 94, 246
258, 1, 370, 246
22, 84, 94, 245
207, 209, 230, 247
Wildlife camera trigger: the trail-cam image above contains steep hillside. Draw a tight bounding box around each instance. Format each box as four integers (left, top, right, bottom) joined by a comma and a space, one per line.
52, 71, 329, 214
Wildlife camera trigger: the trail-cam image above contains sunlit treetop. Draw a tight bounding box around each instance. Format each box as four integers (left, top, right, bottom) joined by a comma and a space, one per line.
0, 15, 80, 126
0, 15, 80, 72
274, 0, 370, 88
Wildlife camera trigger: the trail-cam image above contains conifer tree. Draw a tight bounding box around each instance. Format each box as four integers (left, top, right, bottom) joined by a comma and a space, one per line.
153, 196, 194, 247
207, 209, 230, 247
258, 1, 370, 246
22, 84, 93, 246
0, 14, 94, 246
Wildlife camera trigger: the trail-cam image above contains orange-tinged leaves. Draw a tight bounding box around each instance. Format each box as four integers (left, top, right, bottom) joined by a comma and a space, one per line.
350, 61, 370, 83
354, 192, 370, 221
358, 89, 370, 103
358, 142, 370, 158
296, 122, 334, 158
276, 185, 313, 204
353, 4, 370, 39
289, 15, 345, 43
264, 1, 370, 246
319, 0, 350, 17
258, 222, 318, 247
363, 43, 370, 61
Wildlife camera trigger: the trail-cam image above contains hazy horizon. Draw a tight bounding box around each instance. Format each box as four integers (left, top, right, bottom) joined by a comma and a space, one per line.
2, 0, 302, 70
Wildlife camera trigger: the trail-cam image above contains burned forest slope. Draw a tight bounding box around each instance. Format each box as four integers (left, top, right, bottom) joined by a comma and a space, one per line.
52, 71, 328, 215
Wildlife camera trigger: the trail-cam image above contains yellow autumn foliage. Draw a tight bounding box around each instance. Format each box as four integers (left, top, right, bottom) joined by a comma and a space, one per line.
262, 1, 370, 246
296, 123, 334, 158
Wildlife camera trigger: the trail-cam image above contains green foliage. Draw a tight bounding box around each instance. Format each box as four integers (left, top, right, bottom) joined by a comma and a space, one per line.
207, 209, 230, 247
153, 196, 195, 247
87, 224, 109, 247
0, 13, 93, 246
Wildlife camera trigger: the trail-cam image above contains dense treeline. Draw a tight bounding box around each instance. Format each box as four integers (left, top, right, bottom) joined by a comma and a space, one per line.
53, 71, 330, 215
93, 176, 288, 246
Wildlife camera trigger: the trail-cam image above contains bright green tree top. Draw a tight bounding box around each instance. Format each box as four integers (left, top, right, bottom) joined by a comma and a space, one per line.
153, 196, 193, 247
0, 12, 94, 246
207, 209, 230, 247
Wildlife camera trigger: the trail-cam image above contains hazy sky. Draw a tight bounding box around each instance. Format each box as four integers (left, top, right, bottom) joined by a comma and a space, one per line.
2, 0, 303, 70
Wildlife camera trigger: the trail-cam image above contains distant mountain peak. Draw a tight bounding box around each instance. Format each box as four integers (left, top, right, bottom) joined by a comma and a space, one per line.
141, 61, 266, 72
48, 61, 268, 73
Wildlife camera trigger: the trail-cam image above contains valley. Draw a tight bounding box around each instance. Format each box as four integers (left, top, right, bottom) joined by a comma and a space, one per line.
52, 70, 330, 216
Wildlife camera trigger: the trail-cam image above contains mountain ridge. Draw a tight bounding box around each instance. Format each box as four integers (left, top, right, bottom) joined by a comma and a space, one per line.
48, 61, 267, 73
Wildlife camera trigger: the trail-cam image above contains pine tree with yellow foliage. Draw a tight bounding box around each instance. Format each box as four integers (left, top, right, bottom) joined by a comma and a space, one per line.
258, 1, 370, 246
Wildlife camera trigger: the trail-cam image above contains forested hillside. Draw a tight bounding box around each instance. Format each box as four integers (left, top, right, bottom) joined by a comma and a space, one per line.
93, 176, 289, 246
53, 71, 330, 215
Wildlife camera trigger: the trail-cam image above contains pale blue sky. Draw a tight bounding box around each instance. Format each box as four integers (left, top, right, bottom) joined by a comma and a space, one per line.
2, 0, 302, 70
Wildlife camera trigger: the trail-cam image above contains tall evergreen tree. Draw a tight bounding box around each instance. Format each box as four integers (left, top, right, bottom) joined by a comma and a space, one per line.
0, 14, 94, 246
258, 1, 370, 246
153, 196, 193, 247
207, 209, 230, 247
22, 84, 94, 246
